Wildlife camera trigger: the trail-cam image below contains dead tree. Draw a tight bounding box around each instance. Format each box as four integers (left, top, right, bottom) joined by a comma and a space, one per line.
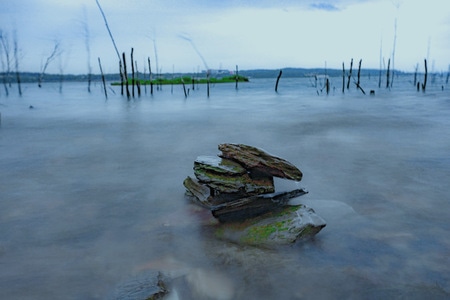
13, 30, 22, 96
98, 57, 107, 98
95, 0, 123, 94
235, 65, 239, 90
131, 48, 135, 98
378, 39, 383, 88
0, 30, 10, 95
148, 57, 153, 95
413, 63, 419, 86
355, 59, 365, 94
422, 59, 427, 92
346, 58, 353, 89
38, 40, 61, 88
82, 6, 92, 93
135, 60, 141, 97
122, 52, 130, 98
275, 70, 282, 92
386, 58, 390, 89
0, 30, 12, 92
446, 64, 449, 85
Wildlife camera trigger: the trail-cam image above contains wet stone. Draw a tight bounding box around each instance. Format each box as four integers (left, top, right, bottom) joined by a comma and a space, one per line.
218, 143, 303, 181
110, 271, 168, 300
215, 204, 326, 246
183, 176, 212, 207
183, 143, 326, 246
193, 155, 274, 195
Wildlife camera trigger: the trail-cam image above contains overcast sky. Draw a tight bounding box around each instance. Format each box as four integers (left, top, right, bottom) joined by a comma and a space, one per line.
0, 0, 449, 74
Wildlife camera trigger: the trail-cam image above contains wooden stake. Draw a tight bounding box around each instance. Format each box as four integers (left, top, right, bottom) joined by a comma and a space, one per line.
98, 57, 107, 99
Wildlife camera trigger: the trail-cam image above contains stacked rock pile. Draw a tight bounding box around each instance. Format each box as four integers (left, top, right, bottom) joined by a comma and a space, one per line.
183, 143, 326, 245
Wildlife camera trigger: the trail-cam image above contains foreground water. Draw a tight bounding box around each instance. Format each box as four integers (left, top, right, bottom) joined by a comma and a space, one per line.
1, 77, 449, 299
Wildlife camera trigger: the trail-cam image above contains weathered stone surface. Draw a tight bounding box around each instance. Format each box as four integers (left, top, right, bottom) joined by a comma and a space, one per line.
194, 155, 246, 176
193, 155, 274, 195
215, 204, 326, 246
218, 143, 303, 181
211, 189, 308, 222
183, 176, 212, 207
110, 271, 168, 300
182, 144, 327, 246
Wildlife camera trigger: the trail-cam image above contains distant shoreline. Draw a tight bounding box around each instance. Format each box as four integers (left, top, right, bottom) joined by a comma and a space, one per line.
0, 67, 416, 84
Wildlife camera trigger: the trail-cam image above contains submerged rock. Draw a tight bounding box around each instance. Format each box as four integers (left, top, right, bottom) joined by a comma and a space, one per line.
215, 204, 326, 246
218, 143, 303, 181
110, 271, 168, 300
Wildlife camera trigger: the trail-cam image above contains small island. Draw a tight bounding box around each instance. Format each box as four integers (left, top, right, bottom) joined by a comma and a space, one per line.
111, 75, 249, 86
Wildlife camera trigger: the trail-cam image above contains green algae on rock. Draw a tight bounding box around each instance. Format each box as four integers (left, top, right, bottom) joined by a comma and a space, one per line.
215, 204, 326, 246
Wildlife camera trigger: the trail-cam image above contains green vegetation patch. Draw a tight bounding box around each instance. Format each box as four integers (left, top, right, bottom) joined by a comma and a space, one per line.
111, 75, 249, 86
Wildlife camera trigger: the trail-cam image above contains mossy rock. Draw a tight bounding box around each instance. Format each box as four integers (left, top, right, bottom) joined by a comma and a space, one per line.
215, 204, 326, 246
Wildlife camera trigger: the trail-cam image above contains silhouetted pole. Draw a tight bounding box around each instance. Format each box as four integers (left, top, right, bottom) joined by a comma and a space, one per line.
235, 65, 239, 90
422, 58, 428, 92
275, 70, 282, 92
207, 70, 210, 97
131, 48, 135, 98
346, 58, 353, 90
445, 64, 449, 84
181, 78, 188, 98
386, 58, 390, 88
148, 57, 153, 95
413, 63, 419, 86
122, 52, 130, 98
342, 62, 345, 94
135, 60, 141, 97
98, 57, 107, 99
355, 59, 365, 94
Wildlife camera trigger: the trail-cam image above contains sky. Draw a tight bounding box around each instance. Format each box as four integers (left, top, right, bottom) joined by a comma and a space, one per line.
0, 0, 449, 75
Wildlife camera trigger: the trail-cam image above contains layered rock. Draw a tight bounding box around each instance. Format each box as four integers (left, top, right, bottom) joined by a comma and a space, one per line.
193, 155, 274, 195
218, 143, 303, 181
215, 204, 326, 246
183, 143, 326, 246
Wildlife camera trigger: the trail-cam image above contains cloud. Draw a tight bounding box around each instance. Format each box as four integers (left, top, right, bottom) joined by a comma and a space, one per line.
309, 2, 340, 11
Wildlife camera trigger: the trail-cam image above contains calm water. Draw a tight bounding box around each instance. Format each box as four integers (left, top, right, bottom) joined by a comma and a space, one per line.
1, 76, 449, 299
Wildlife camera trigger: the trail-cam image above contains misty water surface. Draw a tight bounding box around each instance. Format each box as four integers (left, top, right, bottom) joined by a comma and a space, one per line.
1, 77, 449, 299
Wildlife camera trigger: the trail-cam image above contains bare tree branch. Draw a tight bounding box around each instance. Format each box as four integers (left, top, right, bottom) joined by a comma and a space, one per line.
38, 40, 62, 87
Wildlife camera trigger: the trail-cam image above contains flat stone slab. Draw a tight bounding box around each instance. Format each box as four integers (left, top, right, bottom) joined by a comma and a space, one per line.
193, 155, 274, 195
211, 189, 308, 222
218, 143, 303, 181
215, 204, 326, 246
183, 176, 212, 207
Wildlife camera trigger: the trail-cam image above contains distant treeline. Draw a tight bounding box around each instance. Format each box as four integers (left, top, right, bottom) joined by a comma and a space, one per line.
1, 68, 410, 83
